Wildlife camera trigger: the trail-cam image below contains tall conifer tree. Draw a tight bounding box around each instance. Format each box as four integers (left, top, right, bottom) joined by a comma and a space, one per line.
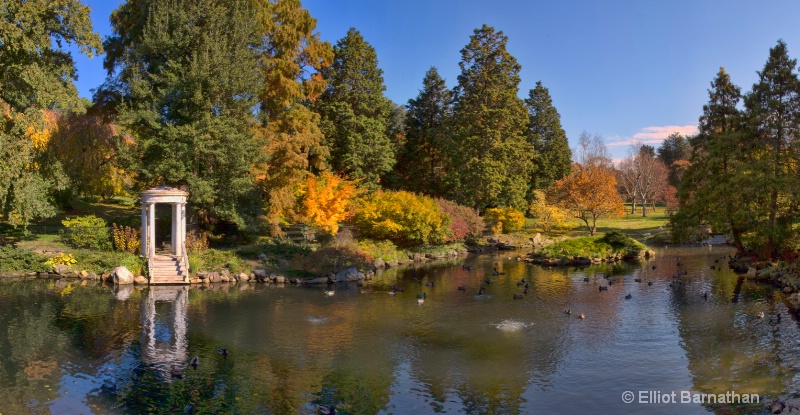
525, 81, 571, 197
314, 28, 395, 189
394, 67, 452, 196
104, 0, 262, 228
447, 25, 532, 211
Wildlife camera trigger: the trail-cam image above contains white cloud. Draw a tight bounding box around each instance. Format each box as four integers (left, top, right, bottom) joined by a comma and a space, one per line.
607, 125, 699, 148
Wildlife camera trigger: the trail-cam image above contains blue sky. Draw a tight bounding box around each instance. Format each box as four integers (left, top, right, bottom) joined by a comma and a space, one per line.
71, 0, 800, 160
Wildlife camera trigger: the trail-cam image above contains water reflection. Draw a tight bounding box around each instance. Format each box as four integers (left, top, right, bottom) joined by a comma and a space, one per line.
140, 286, 189, 374
0, 247, 797, 414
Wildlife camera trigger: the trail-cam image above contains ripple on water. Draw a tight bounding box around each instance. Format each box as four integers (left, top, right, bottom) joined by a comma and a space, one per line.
305, 316, 330, 325
494, 319, 534, 332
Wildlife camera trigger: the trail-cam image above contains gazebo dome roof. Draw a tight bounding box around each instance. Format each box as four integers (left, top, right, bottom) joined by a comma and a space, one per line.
141, 186, 188, 203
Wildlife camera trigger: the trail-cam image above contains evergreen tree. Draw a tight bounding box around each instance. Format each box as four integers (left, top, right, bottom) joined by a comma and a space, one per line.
525, 81, 571, 196
673, 67, 749, 250
743, 40, 800, 258
254, 0, 333, 230
104, 0, 262, 228
314, 28, 395, 189
0, 0, 101, 227
447, 25, 533, 212
394, 67, 452, 196
656, 132, 691, 187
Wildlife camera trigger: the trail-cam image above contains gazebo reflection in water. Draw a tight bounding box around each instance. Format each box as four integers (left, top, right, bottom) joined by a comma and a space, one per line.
140, 286, 189, 376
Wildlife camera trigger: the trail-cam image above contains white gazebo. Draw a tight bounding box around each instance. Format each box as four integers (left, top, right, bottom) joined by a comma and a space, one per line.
140, 187, 189, 284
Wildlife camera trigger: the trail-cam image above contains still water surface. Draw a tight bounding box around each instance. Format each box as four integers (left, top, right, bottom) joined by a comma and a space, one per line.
0, 246, 798, 414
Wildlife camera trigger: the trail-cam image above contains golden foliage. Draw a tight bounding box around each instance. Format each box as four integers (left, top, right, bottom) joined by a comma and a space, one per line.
548, 165, 625, 235
484, 207, 526, 234
45, 253, 77, 268
351, 191, 450, 246
528, 190, 575, 232
296, 172, 358, 234
112, 224, 141, 254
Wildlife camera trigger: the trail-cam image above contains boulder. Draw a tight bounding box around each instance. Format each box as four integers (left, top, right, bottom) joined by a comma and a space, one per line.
53, 264, 69, 276
273, 275, 286, 284
364, 270, 374, 280
746, 267, 757, 278
208, 272, 221, 283
87, 272, 98, 281
237, 273, 249, 282
305, 277, 329, 285
112, 266, 135, 285
134, 276, 148, 285
79, 270, 89, 279
253, 269, 268, 281
387, 259, 399, 268
335, 267, 361, 282
373, 258, 386, 270
221, 270, 231, 282
258, 253, 268, 261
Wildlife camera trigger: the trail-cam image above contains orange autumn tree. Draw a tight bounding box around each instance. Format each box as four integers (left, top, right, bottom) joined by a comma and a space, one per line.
548, 164, 625, 236
295, 172, 358, 235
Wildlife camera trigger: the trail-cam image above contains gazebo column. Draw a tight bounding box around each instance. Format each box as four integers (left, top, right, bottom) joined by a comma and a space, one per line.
179, 203, 186, 256
141, 204, 148, 257
171, 203, 178, 256
148, 202, 156, 258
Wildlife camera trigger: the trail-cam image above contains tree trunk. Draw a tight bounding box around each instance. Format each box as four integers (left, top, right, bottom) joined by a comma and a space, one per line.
641, 197, 648, 217
630, 200, 636, 214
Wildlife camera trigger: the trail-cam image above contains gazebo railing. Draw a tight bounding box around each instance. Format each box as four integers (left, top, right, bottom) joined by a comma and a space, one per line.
181, 241, 189, 282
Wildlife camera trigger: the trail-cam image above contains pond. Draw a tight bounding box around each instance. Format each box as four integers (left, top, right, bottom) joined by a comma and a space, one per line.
0, 246, 797, 414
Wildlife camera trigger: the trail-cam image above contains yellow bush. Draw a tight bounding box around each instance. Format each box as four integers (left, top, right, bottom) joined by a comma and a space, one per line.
351, 191, 451, 247
45, 253, 77, 268
528, 190, 575, 232
112, 224, 140, 254
484, 207, 526, 234
296, 172, 358, 235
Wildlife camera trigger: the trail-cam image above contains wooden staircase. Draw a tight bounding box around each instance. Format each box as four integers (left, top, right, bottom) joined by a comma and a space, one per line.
149, 254, 189, 285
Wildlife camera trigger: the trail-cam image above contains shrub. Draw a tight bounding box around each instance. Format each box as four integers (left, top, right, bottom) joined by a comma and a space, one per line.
351, 191, 450, 247
484, 207, 526, 234
358, 239, 405, 262
437, 198, 485, 243
0, 246, 49, 272
61, 215, 111, 250
528, 190, 575, 233
112, 224, 140, 253
70, 250, 143, 274
195, 249, 251, 275
600, 231, 647, 256
293, 232, 372, 275
186, 229, 209, 253
295, 172, 359, 235
45, 252, 77, 268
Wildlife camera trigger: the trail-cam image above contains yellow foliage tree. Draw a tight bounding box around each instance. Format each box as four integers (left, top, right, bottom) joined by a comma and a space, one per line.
484, 207, 526, 234
528, 190, 575, 233
547, 165, 625, 235
351, 191, 451, 246
296, 172, 357, 235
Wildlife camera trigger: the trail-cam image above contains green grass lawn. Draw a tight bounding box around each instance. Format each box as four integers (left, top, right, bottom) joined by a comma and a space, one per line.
525, 204, 672, 239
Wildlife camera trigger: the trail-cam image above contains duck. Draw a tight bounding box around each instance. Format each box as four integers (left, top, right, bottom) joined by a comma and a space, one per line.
579, 313, 585, 319
217, 348, 228, 357
477, 287, 485, 296
564, 309, 572, 315
485, 278, 494, 284
417, 293, 426, 304
324, 288, 335, 296
523, 288, 528, 295
625, 293, 632, 300
709, 266, 715, 270
170, 365, 183, 378
599, 286, 608, 292
583, 277, 590, 282
757, 311, 765, 319
388, 290, 397, 296
647, 281, 653, 286
513, 294, 524, 300
652, 265, 657, 270
317, 404, 336, 415
190, 356, 199, 369
634, 278, 642, 283
457, 285, 466, 291
391, 285, 404, 293
702, 292, 708, 300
